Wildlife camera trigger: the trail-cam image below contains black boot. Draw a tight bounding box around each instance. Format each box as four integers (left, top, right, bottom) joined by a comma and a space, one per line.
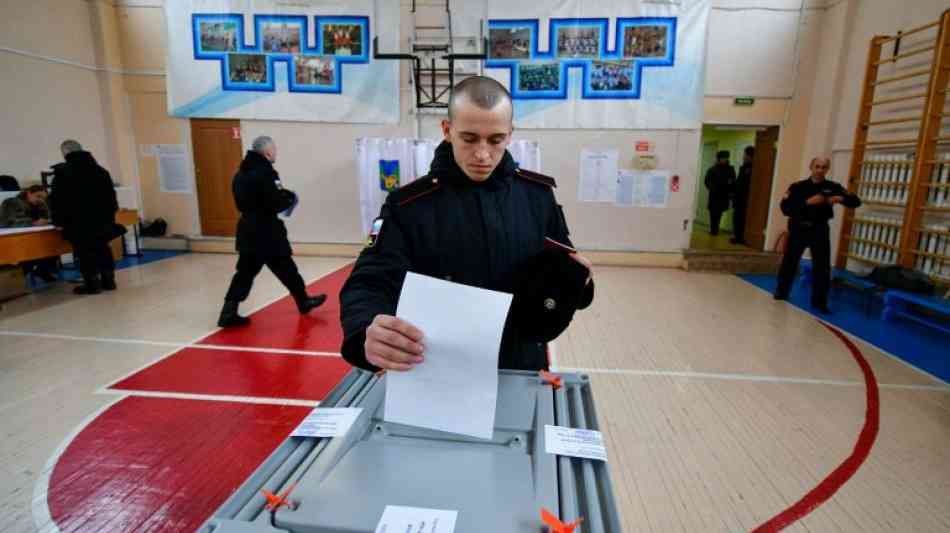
295, 293, 327, 314
74, 278, 101, 295
218, 301, 250, 327
101, 272, 117, 291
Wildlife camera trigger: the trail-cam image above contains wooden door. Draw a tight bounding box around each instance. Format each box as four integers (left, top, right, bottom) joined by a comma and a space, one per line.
746, 126, 780, 251
191, 119, 243, 237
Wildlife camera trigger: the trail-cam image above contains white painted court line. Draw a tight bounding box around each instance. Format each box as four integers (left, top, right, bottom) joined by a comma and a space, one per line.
0, 330, 341, 357
27, 268, 340, 533
97, 388, 321, 407
32, 395, 124, 533
556, 366, 950, 392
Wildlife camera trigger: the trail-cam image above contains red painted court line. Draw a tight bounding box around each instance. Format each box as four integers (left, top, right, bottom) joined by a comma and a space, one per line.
48, 397, 311, 533
109, 347, 351, 401
198, 264, 352, 352
752, 322, 880, 532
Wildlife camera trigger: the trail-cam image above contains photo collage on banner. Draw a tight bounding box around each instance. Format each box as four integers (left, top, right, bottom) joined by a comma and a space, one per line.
165, 1, 399, 123
480, 0, 710, 129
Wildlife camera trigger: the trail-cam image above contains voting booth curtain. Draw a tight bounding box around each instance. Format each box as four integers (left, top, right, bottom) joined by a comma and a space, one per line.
164, 0, 400, 123
356, 138, 542, 235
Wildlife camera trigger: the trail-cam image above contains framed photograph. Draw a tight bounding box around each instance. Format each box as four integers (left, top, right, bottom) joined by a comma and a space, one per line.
199, 21, 237, 52
518, 62, 560, 92
323, 24, 363, 56
489, 27, 531, 59
294, 55, 335, 86
261, 21, 302, 53
556, 25, 600, 59
623, 25, 668, 58
228, 54, 267, 83
590, 60, 634, 91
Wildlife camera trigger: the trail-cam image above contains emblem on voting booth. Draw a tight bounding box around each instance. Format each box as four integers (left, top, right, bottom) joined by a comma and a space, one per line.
379, 160, 400, 192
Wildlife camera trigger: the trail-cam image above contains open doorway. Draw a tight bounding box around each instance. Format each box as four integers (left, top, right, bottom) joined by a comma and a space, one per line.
690, 124, 779, 252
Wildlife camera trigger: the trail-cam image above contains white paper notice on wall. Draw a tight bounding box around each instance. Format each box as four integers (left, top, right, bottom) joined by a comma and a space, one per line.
158, 153, 193, 193
579, 149, 619, 203
141, 144, 187, 157
616, 170, 670, 208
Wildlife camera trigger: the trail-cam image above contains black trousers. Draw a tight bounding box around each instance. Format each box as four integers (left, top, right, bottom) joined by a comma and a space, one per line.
224, 253, 307, 303
776, 224, 831, 307
72, 239, 114, 284
709, 209, 725, 235
732, 202, 747, 242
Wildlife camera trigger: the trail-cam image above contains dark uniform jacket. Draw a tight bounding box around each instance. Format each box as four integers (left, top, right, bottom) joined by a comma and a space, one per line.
340, 141, 594, 372
705, 163, 735, 212
0, 195, 49, 228
49, 151, 117, 243
233, 150, 295, 258
780, 177, 861, 228
734, 162, 752, 209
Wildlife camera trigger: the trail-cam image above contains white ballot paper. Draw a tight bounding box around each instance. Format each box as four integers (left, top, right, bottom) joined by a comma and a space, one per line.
375, 505, 458, 533
544, 425, 608, 462
291, 408, 362, 438
385, 272, 513, 439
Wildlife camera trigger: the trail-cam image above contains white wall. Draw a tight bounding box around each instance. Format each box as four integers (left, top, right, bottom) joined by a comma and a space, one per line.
9, 0, 948, 255
0, 1, 111, 184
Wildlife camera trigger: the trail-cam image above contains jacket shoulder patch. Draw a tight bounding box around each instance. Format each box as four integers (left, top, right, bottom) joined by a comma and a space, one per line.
390, 175, 442, 206
515, 168, 557, 188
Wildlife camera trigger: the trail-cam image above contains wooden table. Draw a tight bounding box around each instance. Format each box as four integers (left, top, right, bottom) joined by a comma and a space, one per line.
0, 209, 139, 266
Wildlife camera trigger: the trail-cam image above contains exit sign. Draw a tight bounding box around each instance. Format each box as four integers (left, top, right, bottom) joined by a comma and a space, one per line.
734, 97, 755, 106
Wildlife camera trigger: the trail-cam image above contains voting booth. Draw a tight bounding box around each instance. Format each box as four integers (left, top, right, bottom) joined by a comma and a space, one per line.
199, 369, 622, 533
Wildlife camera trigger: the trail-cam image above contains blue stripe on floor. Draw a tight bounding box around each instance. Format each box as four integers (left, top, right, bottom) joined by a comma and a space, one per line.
738, 272, 950, 383
30, 250, 188, 286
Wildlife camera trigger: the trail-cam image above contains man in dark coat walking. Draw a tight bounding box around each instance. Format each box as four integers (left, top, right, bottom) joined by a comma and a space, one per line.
49, 140, 119, 294
218, 136, 326, 327
731, 146, 754, 244
704, 150, 735, 236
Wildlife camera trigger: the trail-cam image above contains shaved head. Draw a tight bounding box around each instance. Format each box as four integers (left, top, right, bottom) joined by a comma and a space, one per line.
442, 76, 514, 182
447, 76, 513, 123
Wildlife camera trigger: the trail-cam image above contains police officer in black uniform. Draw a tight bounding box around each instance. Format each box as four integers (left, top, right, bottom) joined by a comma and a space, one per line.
731, 146, 754, 245
704, 151, 735, 236
774, 157, 861, 313
339, 76, 594, 373
217, 136, 326, 327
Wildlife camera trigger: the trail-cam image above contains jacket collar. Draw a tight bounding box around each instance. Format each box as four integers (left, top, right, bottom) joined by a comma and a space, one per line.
429, 141, 516, 189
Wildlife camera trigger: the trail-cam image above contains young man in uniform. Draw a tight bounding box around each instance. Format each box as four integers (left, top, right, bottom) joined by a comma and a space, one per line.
774, 157, 861, 313
339, 76, 594, 373
217, 136, 327, 327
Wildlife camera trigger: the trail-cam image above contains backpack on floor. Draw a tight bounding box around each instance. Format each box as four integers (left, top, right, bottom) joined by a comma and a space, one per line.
141, 218, 168, 237
867, 265, 935, 295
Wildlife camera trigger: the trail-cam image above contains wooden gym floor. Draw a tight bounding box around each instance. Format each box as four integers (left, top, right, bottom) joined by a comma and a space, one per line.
0, 253, 948, 532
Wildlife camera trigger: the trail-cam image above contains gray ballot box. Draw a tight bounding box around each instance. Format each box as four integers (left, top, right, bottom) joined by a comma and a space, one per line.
199, 369, 622, 533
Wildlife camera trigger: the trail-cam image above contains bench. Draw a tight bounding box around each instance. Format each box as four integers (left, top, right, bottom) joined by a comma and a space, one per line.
799, 263, 880, 315
882, 290, 950, 335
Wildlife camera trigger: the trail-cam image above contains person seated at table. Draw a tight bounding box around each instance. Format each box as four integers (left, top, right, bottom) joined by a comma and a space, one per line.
0, 185, 59, 282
